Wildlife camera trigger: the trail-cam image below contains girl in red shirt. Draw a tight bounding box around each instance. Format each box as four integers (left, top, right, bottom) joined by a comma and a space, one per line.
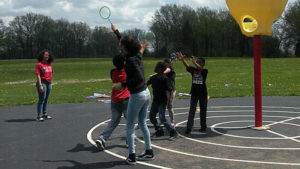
95, 54, 130, 151
35, 49, 54, 121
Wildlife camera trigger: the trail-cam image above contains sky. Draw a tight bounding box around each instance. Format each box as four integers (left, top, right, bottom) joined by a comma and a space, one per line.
0, 0, 297, 31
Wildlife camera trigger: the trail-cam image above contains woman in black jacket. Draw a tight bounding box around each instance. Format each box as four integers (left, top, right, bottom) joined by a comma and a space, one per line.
111, 24, 154, 165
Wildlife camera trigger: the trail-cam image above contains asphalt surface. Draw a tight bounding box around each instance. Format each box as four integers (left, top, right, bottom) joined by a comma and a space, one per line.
1, 96, 300, 169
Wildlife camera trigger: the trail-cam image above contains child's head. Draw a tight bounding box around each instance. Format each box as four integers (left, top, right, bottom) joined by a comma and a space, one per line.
119, 36, 141, 55
37, 49, 54, 63
164, 58, 173, 68
196, 58, 205, 67
113, 54, 125, 70
154, 61, 166, 75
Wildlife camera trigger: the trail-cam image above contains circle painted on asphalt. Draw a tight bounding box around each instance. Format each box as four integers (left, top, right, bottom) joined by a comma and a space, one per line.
87, 106, 300, 167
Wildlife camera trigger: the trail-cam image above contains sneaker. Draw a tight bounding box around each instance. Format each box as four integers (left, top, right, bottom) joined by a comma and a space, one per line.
126, 153, 136, 165
185, 129, 191, 134
199, 127, 207, 132
95, 139, 105, 151
171, 122, 176, 127
42, 114, 52, 119
151, 129, 164, 138
36, 116, 44, 122
137, 149, 154, 161
169, 130, 178, 140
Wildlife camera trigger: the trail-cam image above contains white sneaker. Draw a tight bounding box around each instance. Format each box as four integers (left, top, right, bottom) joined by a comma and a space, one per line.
42, 114, 52, 119
36, 116, 44, 122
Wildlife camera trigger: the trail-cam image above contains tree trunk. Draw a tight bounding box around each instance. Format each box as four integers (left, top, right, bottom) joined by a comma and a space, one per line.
295, 41, 300, 57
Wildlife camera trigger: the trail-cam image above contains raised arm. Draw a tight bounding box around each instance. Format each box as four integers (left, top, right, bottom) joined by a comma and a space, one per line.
164, 67, 171, 74
111, 24, 121, 40
190, 56, 202, 70
176, 52, 189, 68
139, 42, 148, 54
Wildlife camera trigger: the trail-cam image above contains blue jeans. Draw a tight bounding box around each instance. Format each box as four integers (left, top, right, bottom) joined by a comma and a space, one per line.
126, 88, 151, 154
149, 101, 175, 132
36, 82, 52, 116
99, 99, 128, 141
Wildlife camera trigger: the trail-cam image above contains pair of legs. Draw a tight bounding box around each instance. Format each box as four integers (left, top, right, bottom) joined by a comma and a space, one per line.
96, 99, 128, 151
126, 88, 152, 155
99, 99, 128, 141
186, 94, 207, 132
36, 82, 52, 117
149, 101, 176, 134
167, 90, 176, 124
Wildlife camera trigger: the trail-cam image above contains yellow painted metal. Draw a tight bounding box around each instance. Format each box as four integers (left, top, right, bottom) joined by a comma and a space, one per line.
225, 0, 288, 37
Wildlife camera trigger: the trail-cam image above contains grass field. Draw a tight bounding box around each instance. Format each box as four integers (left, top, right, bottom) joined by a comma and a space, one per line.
0, 57, 299, 106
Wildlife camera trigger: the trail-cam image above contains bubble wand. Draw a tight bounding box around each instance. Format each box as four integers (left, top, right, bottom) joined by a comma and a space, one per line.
99, 6, 112, 24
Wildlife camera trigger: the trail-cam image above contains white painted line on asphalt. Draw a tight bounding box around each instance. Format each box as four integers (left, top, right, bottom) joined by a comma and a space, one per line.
267, 116, 300, 127
173, 109, 300, 115
136, 137, 300, 166
267, 130, 300, 143
176, 116, 300, 150
87, 120, 171, 169
87, 105, 300, 167
211, 120, 283, 140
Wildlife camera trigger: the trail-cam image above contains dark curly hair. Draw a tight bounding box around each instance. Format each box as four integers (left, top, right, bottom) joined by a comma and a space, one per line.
197, 57, 205, 66
154, 61, 166, 75
164, 58, 173, 69
37, 49, 54, 63
113, 54, 125, 70
120, 36, 141, 56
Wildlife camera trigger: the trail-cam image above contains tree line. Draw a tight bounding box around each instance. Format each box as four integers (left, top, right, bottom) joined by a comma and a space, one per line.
0, 1, 299, 59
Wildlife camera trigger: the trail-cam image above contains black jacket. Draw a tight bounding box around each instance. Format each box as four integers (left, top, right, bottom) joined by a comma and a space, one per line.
114, 30, 147, 94
147, 74, 172, 104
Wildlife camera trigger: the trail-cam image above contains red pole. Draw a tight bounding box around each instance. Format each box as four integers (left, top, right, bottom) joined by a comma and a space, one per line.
253, 35, 262, 127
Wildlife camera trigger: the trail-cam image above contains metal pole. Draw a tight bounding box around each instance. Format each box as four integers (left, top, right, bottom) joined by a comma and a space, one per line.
253, 35, 266, 129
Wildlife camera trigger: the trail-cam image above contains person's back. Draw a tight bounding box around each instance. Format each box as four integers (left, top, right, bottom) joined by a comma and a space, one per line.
148, 74, 171, 105
147, 62, 177, 139
111, 24, 153, 165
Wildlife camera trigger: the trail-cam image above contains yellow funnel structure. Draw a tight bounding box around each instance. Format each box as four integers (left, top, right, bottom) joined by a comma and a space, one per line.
226, 0, 288, 37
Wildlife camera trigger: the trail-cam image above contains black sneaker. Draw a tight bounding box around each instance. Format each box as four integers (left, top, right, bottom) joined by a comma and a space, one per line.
126, 153, 136, 165
199, 127, 207, 132
151, 129, 164, 138
36, 116, 44, 122
42, 114, 52, 119
169, 130, 178, 140
137, 149, 154, 161
185, 129, 191, 134
95, 139, 105, 151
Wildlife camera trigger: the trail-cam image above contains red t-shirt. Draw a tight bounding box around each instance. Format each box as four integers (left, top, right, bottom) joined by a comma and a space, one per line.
111, 68, 130, 102
35, 62, 54, 83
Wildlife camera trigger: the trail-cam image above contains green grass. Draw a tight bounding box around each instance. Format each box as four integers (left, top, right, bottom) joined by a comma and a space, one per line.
0, 57, 299, 106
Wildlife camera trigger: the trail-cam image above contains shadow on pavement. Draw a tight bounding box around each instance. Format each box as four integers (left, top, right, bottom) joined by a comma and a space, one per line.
5, 119, 36, 123
68, 144, 99, 153
43, 159, 127, 169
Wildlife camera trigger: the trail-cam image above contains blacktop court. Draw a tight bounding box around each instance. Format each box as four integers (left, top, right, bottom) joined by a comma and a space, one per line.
1, 96, 300, 169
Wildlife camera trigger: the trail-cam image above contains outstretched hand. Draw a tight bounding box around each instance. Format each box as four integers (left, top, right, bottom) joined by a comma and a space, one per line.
190, 56, 196, 62
111, 24, 117, 31
176, 52, 184, 60
140, 41, 149, 54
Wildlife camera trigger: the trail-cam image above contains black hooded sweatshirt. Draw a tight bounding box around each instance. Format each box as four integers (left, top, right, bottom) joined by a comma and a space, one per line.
114, 30, 147, 94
